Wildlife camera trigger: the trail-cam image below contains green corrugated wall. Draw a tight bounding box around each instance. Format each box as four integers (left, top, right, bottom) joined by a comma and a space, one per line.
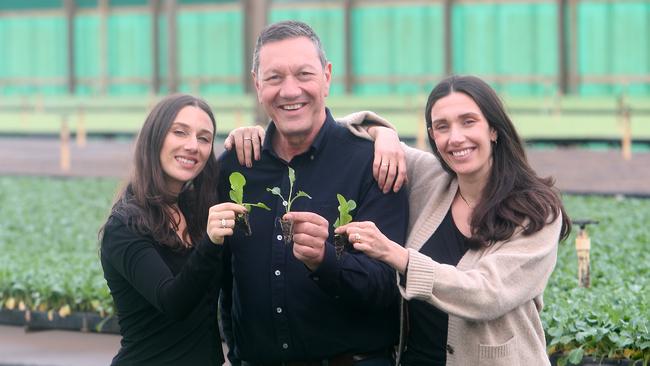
352, 4, 445, 95
578, 1, 650, 96
0, 15, 67, 95
0, 1, 648, 97
270, 6, 346, 94
177, 9, 243, 95
453, 2, 558, 96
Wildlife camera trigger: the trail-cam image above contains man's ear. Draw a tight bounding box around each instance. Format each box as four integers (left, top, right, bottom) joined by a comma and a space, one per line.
323, 62, 332, 97
252, 71, 262, 103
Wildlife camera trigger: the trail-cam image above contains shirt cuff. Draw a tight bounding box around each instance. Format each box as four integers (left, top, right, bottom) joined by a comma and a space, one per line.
196, 234, 224, 260
308, 241, 341, 296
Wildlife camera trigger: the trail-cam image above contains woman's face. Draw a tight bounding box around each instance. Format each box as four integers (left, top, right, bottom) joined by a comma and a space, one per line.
159, 105, 214, 194
429, 92, 497, 183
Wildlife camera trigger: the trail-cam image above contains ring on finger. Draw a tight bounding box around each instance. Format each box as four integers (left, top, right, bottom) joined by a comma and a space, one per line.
243, 137, 253, 142
381, 163, 389, 167
220, 218, 227, 228
352, 233, 361, 243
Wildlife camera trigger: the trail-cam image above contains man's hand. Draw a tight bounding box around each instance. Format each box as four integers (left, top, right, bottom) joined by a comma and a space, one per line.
284, 211, 330, 271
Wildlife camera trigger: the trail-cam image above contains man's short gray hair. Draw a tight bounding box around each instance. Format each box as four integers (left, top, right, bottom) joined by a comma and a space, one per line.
251, 20, 328, 74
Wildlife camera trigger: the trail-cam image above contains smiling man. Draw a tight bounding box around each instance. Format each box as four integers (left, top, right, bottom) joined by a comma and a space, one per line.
217, 21, 409, 366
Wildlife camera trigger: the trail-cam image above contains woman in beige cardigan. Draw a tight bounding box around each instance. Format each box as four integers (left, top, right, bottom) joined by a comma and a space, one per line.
336, 75, 571, 366
225, 75, 571, 365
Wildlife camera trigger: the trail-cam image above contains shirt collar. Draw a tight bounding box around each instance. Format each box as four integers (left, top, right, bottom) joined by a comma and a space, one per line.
262, 108, 335, 160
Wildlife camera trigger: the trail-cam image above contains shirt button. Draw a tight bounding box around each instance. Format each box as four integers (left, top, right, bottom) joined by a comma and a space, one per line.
275, 270, 281, 276
276, 235, 283, 241
312, 276, 319, 281
276, 307, 282, 313
282, 343, 289, 349
310, 155, 314, 160
446, 344, 455, 354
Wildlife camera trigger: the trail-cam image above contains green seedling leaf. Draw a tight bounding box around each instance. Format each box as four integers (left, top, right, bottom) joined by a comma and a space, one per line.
229, 172, 246, 190
229, 172, 245, 204
288, 167, 296, 185
229, 172, 271, 211
567, 347, 584, 365
246, 203, 271, 211
333, 194, 357, 228
294, 191, 312, 200
229, 190, 243, 205
265, 167, 311, 214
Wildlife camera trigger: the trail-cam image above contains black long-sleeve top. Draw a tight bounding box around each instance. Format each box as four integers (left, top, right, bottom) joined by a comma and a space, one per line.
100, 215, 225, 366
218, 109, 409, 363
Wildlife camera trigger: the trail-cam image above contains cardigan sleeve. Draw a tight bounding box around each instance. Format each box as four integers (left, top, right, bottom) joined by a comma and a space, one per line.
101, 217, 224, 321
400, 213, 562, 322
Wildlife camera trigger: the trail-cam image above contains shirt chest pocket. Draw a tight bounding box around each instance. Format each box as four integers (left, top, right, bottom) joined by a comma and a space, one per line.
478, 336, 518, 366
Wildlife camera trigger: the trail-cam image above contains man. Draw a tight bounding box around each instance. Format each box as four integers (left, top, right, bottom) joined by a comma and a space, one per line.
219, 20, 408, 365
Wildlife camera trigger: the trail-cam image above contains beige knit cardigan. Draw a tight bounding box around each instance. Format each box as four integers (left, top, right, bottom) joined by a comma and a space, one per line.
338, 111, 561, 366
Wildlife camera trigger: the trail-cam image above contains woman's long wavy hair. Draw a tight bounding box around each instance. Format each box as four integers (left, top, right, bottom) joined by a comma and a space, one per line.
425, 75, 571, 248
100, 94, 219, 250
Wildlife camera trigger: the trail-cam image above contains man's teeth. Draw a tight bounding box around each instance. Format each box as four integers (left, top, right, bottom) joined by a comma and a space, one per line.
452, 148, 472, 157
177, 157, 196, 165
282, 104, 303, 110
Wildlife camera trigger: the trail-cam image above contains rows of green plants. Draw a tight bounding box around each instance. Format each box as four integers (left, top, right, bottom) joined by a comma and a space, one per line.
544, 195, 649, 365
0, 177, 118, 317
0, 177, 648, 364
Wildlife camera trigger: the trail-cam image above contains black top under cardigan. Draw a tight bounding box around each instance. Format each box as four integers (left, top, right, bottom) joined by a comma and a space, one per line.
401, 209, 468, 366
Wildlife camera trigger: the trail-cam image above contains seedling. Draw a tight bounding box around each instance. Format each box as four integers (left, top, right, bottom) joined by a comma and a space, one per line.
333, 194, 357, 259
229, 172, 270, 236
266, 167, 312, 244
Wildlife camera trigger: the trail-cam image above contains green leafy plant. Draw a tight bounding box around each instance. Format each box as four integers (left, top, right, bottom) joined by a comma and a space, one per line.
2, 175, 650, 357
333, 194, 357, 260
266, 167, 311, 244
229, 172, 270, 236
266, 167, 311, 214
333, 194, 357, 229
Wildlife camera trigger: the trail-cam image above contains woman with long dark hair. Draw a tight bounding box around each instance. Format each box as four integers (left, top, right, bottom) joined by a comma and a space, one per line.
99, 94, 244, 365
336, 75, 571, 365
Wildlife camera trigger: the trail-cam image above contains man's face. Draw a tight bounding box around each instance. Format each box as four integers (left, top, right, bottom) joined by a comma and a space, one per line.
253, 37, 332, 139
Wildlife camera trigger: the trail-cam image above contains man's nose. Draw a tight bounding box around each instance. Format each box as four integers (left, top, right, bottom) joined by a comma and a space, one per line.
279, 76, 301, 99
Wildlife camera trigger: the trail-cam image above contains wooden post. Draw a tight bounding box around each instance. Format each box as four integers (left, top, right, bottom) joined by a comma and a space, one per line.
235, 109, 243, 128
568, 0, 578, 94
343, 0, 353, 93
243, 0, 268, 124
166, 0, 178, 93
150, 0, 161, 94
60, 116, 71, 172
575, 226, 591, 288
99, 0, 109, 95
553, 89, 561, 117
64, 0, 76, 94
76, 108, 87, 148
416, 113, 426, 151
443, 0, 453, 77
618, 94, 632, 160
557, 0, 568, 95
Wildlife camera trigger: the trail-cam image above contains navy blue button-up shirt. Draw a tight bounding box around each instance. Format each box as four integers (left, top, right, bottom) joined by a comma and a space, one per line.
218, 110, 409, 363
